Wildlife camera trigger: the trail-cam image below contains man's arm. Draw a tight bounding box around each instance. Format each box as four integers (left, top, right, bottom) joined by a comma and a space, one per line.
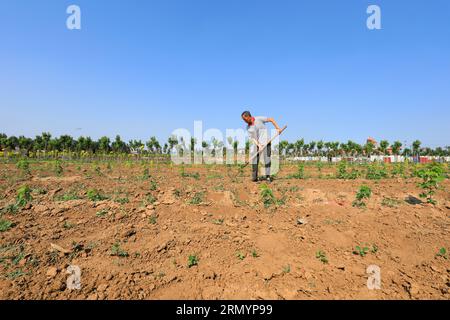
267, 118, 282, 134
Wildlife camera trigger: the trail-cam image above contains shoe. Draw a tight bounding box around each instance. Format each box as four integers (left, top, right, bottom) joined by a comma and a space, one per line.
265, 176, 272, 183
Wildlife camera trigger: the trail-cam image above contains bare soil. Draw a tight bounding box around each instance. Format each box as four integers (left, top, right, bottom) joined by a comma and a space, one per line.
0, 162, 449, 300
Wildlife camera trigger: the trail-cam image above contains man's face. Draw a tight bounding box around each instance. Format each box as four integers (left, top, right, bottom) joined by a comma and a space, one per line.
242, 114, 252, 125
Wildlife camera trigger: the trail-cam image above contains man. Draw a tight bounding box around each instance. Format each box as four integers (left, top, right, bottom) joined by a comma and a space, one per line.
241, 111, 282, 182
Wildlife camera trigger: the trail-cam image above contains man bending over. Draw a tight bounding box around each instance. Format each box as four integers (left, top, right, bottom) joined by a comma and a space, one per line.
241, 110, 282, 182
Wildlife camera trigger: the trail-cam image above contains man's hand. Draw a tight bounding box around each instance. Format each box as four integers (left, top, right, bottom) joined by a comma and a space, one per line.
268, 118, 282, 135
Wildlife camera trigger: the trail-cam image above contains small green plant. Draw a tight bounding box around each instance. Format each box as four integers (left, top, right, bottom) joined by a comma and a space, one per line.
282, 264, 291, 274
16, 185, 32, 207
54, 160, 63, 176
148, 214, 157, 224
212, 218, 224, 225
96, 209, 108, 217
236, 251, 246, 260
316, 250, 328, 264
63, 221, 74, 229
86, 189, 108, 202
353, 245, 369, 257
149, 180, 158, 191
371, 244, 378, 254
3, 204, 19, 214
180, 166, 200, 180
352, 185, 372, 208
5, 269, 27, 279
16, 159, 30, 175
260, 183, 276, 208
436, 247, 448, 259
115, 197, 129, 204
110, 242, 129, 257
366, 163, 388, 180
251, 250, 259, 258
57, 192, 80, 201
416, 163, 445, 205
188, 254, 199, 267
145, 194, 157, 204
173, 189, 182, 198
295, 163, 305, 179
189, 192, 205, 205
142, 168, 150, 180
0, 219, 14, 232
337, 161, 348, 179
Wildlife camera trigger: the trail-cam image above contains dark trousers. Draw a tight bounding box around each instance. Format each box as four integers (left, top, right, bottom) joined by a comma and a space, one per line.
252, 143, 271, 181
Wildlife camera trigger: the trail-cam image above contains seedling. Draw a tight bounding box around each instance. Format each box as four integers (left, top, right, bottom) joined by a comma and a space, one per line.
352, 185, 372, 208
54, 160, 63, 176
212, 218, 224, 225
148, 214, 157, 224
316, 250, 328, 264
260, 184, 276, 208
189, 192, 205, 205
16, 159, 30, 175
251, 250, 259, 258
282, 264, 291, 274
149, 180, 158, 191
63, 221, 74, 229
188, 254, 199, 267
96, 209, 108, 217
353, 246, 369, 257
86, 189, 108, 202
110, 242, 129, 257
436, 247, 448, 259
16, 185, 32, 207
0, 219, 14, 232
236, 251, 246, 260
417, 163, 445, 205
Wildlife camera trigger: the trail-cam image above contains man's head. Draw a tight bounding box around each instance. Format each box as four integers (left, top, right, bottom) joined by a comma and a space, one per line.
241, 111, 252, 125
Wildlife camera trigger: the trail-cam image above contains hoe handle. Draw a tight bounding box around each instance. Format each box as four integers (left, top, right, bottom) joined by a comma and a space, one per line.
243, 125, 287, 168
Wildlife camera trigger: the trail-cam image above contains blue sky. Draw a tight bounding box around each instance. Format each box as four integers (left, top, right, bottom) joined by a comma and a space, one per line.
1, 0, 449, 148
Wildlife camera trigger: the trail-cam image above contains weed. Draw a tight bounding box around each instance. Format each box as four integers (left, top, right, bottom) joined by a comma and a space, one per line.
352, 185, 372, 208
251, 250, 259, 258
366, 163, 388, 180
148, 214, 157, 224
353, 246, 369, 257
188, 254, 199, 267
236, 251, 246, 260
96, 209, 108, 217
212, 218, 224, 225
54, 160, 63, 176
316, 250, 328, 264
0, 219, 14, 232
86, 189, 108, 202
149, 180, 158, 191
16, 185, 32, 207
16, 159, 30, 175
436, 247, 448, 259
115, 197, 129, 204
260, 183, 276, 208
282, 264, 291, 274
189, 192, 205, 205
110, 242, 129, 257
63, 221, 74, 229
417, 163, 445, 205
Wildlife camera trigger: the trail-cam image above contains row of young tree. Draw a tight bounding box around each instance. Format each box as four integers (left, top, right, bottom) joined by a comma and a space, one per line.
0, 133, 449, 158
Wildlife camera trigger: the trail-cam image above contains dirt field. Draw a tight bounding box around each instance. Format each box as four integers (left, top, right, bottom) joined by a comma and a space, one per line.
0, 161, 449, 300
